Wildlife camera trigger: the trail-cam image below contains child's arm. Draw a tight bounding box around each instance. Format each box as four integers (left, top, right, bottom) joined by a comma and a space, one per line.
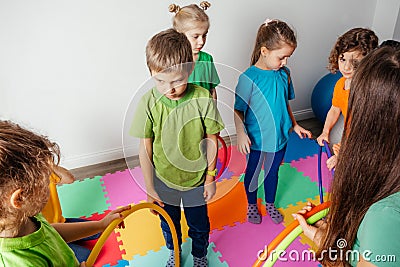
317, 106, 341, 146
204, 133, 218, 202
288, 104, 312, 139
210, 88, 217, 100
139, 138, 164, 211
51, 205, 131, 243
234, 109, 251, 154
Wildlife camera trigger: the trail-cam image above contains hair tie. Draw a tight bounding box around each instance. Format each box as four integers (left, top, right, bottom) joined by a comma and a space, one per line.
264, 18, 273, 26
168, 4, 181, 13
199, 1, 211, 10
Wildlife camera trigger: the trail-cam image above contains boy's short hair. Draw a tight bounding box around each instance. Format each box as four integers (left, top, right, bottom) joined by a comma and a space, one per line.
146, 28, 194, 74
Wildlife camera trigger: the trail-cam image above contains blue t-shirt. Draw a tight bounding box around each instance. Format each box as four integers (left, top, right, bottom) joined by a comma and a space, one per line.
234, 66, 295, 152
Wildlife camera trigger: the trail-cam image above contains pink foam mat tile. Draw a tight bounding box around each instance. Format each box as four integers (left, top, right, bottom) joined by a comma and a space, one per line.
101, 168, 147, 209
210, 217, 320, 267
210, 217, 284, 266
290, 154, 333, 192
223, 145, 246, 177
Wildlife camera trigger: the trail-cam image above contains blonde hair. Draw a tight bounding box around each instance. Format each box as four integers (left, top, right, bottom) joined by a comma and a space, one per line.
168, 2, 211, 32
250, 19, 297, 66
0, 120, 59, 236
146, 28, 194, 74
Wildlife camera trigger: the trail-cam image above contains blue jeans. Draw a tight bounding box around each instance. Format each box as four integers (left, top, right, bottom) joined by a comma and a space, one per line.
65, 218, 101, 262
154, 178, 210, 258
243, 146, 287, 204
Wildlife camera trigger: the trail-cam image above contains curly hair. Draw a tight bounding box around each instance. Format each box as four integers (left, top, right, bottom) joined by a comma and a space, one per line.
0, 120, 59, 236
328, 27, 378, 72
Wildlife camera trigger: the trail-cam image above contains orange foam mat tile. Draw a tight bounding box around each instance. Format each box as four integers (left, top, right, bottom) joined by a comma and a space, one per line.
208, 176, 248, 232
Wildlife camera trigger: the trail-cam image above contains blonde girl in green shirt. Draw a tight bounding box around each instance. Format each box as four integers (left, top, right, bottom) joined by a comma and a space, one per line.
169, 1, 220, 100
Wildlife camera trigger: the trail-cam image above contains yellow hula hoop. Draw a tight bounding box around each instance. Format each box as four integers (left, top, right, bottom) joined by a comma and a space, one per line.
85, 202, 180, 267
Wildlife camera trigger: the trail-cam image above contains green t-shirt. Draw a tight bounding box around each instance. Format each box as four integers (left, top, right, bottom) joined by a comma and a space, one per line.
351, 191, 400, 266
130, 84, 224, 190
0, 214, 79, 267
188, 51, 220, 91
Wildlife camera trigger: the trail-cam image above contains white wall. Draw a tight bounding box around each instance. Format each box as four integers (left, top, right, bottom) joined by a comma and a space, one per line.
393, 5, 400, 40
1, 0, 393, 169
371, 0, 400, 40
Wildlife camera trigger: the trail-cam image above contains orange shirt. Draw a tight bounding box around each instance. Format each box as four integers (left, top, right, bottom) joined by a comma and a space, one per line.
331, 77, 350, 120
42, 173, 65, 223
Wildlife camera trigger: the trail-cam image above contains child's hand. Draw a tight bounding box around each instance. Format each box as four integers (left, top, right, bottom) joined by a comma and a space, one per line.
80, 261, 87, 267
316, 132, 329, 146
293, 124, 312, 139
333, 143, 341, 156
203, 176, 216, 202
100, 205, 131, 230
326, 155, 337, 171
292, 202, 327, 247
146, 189, 164, 215
237, 131, 251, 155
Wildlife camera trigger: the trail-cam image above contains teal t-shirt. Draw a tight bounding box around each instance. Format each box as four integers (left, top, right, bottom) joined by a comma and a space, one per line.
234, 66, 295, 152
130, 84, 225, 190
351, 191, 400, 266
188, 51, 220, 91
0, 214, 79, 267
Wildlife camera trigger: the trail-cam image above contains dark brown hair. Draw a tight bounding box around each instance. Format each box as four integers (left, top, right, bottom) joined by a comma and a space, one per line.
0, 120, 59, 236
146, 28, 194, 74
250, 19, 297, 66
318, 46, 400, 266
169, 2, 211, 33
328, 27, 378, 72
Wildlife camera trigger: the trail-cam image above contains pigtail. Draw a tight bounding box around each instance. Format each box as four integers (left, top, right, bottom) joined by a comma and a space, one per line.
199, 1, 211, 10
168, 3, 181, 13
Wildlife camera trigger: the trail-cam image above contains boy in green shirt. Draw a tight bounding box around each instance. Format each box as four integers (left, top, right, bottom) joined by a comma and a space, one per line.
131, 28, 224, 267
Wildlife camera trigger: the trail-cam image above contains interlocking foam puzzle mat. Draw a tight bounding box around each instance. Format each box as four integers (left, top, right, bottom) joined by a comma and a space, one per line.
57, 132, 332, 266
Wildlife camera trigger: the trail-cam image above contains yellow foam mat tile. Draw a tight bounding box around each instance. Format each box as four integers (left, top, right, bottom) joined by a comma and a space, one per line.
116, 203, 189, 259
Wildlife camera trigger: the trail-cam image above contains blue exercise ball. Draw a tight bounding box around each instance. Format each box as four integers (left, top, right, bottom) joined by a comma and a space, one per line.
311, 72, 342, 122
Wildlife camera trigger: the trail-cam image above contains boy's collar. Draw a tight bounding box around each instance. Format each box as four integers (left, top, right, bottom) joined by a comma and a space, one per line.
153, 84, 195, 108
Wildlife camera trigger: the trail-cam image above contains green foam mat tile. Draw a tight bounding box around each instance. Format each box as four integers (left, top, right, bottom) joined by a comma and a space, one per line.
239, 164, 323, 209
57, 176, 110, 218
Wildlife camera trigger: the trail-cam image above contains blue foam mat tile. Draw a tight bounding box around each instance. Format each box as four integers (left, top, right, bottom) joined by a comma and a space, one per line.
284, 132, 319, 162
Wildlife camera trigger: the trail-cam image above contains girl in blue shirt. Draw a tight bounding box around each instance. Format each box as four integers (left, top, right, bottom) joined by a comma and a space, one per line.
234, 19, 311, 224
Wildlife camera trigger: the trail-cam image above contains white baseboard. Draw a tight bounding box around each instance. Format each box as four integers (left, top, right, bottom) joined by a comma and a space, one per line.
61, 142, 139, 169
62, 110, 315, 169
293, 108, 315, 121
